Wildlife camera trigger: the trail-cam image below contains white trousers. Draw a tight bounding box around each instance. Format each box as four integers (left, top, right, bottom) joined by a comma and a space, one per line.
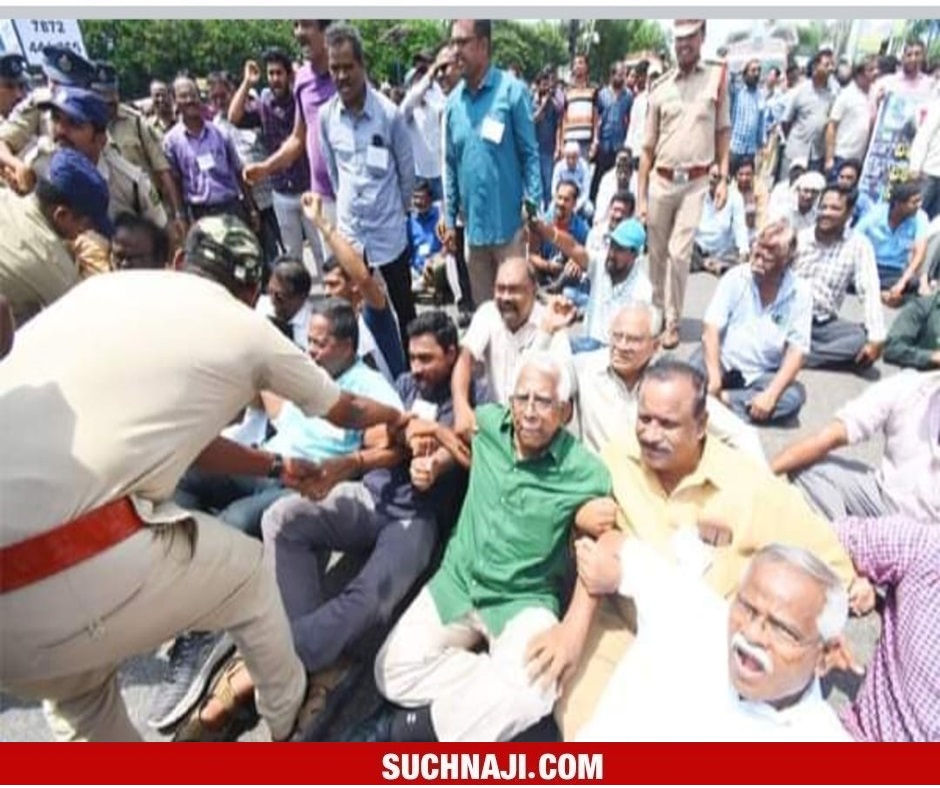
271, 191, 336, 284
375, 587, 558, 742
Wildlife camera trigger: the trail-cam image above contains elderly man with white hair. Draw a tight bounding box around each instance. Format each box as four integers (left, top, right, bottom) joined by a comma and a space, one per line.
769, 170, 827, 233
576, 539, 853, 741
552, 140, 592, 218
351, 353, 612, 742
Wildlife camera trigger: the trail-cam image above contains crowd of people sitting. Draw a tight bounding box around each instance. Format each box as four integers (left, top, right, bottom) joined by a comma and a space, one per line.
0, 17, 937, 744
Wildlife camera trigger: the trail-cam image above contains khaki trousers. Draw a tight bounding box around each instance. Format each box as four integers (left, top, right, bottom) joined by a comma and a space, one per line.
0, 509, 305, 741
646, 173, 709, 326
554, 595, 636, 742
466, 230, 526, 308
375, 587, 558, 742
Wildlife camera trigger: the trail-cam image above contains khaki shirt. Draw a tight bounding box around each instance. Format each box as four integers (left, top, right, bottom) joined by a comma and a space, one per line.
644, 61, 731, 170
109, 103, 170, 176
0, 190, 79, 325
0, 271, 343, 547
29, 139, 168, 228
0, 89, 53, 154
602, 433, 856, 598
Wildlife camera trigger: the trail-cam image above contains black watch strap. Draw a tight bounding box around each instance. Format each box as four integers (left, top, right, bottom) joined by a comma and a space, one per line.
267, 453, 284, 479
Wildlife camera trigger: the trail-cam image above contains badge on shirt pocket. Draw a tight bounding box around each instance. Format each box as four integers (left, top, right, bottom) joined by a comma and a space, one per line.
196, 153, 215, 173
366, 144, 389, 172
481, 115, 505, 145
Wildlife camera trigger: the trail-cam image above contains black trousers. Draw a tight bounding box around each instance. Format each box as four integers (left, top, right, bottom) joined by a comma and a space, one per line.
589, 147, 618, 204
366, 245, 416, 344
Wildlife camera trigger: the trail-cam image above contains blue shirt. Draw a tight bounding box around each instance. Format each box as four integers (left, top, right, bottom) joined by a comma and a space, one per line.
318, 87, 415, 266
596, 85, 632, 154
539, 207, 589, 260
704, 265, 813, 384
851, 190, 874, 227
534, 92, 560, 154
445, 66, 542, 246
265, 359, 401, 459
408, 204, 442, 273
730, 82, 765, 156
856, 203, 929, 272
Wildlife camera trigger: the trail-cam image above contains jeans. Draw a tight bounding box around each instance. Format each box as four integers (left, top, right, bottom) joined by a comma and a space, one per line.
271, 190, 330, 281
174, 468, 289, 538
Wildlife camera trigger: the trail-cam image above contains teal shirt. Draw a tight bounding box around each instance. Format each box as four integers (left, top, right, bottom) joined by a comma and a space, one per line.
429, 404, 612, 636
445, 66, 542, 246
265, 359, 401, 459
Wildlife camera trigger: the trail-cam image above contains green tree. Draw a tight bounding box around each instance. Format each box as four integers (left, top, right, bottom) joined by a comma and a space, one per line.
589, 20, 666, 81
490, 20, 568, 80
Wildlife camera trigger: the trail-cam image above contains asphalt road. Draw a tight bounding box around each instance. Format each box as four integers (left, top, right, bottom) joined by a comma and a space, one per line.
0, 270, 892, 741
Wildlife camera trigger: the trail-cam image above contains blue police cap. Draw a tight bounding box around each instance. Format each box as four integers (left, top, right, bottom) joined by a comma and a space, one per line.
39, 86, 110, 131
45, 147, 113, 238
41, 46, 95, 88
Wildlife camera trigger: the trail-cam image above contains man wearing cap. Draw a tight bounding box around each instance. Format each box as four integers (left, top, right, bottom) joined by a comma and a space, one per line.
638, 19, 731, 350
771, 170, 826, 233
0, 46, 96, 188
0, 215, 411, 742
0, 54, 28, 120
0, 147, 112, 326
91, 62, 185, 241
25, 86, 168, 231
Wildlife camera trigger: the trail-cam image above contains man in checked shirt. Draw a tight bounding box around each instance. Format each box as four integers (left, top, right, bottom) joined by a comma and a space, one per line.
792, 183, 886, 369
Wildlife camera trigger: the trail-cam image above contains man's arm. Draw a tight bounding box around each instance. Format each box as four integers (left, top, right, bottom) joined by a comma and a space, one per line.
324, 390, 405, 432
444, 105, 460, 230
747, 345, 803, 422
513, 82, 543, 208
246, 104, 305, 182
701, 322, 724, 396
229, 60, 261, 127
770, 420, 848, 476
450, 347, 478, 442
391, 109, 415, 214
530, 218, 589, 268
824, 120, 838, 170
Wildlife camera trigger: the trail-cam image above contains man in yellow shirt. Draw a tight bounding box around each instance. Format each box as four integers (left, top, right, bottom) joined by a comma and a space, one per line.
555, 357, 856, 740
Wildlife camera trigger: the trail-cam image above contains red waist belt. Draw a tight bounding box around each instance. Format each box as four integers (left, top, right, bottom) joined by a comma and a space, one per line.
0, 497, 142, 594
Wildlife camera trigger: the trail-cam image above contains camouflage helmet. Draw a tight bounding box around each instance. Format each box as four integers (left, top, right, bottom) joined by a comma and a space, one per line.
184, 214, 263, 288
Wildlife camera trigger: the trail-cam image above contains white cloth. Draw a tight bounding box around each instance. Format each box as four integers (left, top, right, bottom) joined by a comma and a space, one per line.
401, 73, 445, 180
625, 90, 649, 156
256, 295, 312, 349
909, 101, 940, 178
572, 348, 766, 464
461, 300, 572, 405
577, 538, 852, 742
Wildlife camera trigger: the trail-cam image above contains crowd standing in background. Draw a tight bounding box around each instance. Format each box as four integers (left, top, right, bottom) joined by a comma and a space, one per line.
1, 18, 939, 745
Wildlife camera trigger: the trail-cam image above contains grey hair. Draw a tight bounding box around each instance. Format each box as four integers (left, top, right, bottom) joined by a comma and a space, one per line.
513, 351, 573, 403
749, 544, 848, 641
613, 300, 664, 337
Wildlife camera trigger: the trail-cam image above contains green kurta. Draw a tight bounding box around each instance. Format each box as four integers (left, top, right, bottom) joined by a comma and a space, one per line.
884, 291, 940, 370
429, 403, 611, 636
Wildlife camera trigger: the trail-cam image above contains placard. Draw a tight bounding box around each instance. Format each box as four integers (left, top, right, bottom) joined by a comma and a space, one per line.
7, 19, 87, 66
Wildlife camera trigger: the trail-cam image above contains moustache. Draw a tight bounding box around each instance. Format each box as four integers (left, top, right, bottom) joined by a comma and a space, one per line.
731, 631, 773, 674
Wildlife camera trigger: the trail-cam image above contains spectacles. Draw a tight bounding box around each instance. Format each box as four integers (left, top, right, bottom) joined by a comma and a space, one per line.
509, 392, 557, 413
450, 35, 478, 48
731, 596, 818, 649
610, 331, 651, 347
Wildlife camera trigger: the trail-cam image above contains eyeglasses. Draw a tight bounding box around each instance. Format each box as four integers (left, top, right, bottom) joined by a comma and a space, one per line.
509, 392, 557, 413
450, 35, 478, 48
610, 331, 651, 347
731, 596, 818, 649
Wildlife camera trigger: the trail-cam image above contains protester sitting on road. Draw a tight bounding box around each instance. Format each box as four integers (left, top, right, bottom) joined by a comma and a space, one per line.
255, 258, 312, 347
552, 140, 592, 218
770, 170, 825, 233
695, 221, 812, 425
883, 289, 940, 369
771, 369, 940, 523
527, 180, 590, 290
691, 162, 750, 276
110, 213, 171, 271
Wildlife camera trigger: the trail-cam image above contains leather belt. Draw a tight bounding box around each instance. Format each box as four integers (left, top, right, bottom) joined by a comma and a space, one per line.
0, 497, 142, 594
655, 165, 710, 184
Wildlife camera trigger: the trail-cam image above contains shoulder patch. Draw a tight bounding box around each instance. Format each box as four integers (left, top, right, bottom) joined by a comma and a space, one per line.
650, 70, 675, 92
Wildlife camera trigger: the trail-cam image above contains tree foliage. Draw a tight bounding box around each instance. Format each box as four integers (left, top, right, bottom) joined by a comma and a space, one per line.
491, 20, 568, 80
589, 19, 667, 79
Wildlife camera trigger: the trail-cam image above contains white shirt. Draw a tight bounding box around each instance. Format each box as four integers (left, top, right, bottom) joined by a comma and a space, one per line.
577, 537, 852, 742
256, 295, 312, 350
625, 89, 649, 156
461, 300, 572, 404
829, 81, 872, 161
768, 186, 818, 234
909, 101, 940, 178
0, 271, 341, 547
573, 349, 767, 464
594, 168, 639, 227
583, 256, 653, 345
696, 189, 750, 258
401, 73, 445, 180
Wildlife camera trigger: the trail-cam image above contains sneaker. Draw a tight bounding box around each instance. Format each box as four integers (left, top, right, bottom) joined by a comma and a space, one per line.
147, 631, 236, 732
342, 703, 396, 742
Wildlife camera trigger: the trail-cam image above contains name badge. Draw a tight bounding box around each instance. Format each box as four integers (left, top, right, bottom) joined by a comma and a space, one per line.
196, 153, 215, 172
366, 144, 389, 171
418, 242, 432, 257
481, 115, 505, 145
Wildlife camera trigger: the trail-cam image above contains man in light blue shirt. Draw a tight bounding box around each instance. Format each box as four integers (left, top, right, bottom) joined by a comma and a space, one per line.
695, 221, 812, 424
856, 180, 930, 304
318, 24, 416, 340
443, 19, 542, 308
693, 163, 751, 275
552, 141, 591, 217
175, 299, 401, 537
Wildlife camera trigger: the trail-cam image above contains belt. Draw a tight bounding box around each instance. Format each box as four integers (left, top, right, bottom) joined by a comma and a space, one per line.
655, 165, 710, 184
0, 497, 142, 594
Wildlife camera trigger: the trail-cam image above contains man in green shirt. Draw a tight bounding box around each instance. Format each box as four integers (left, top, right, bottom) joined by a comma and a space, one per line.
359, 353, 611, 742
884, 290, 940, 370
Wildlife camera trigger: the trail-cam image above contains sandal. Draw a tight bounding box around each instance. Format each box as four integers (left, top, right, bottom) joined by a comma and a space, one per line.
173, 655, 250, 742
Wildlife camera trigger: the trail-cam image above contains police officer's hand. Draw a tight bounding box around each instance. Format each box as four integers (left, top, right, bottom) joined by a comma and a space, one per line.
243, 60, 261, 86
636, 197, 648, 225
170, 217, 188, 248
5, 160, 35, 195
713, 177, 728, 211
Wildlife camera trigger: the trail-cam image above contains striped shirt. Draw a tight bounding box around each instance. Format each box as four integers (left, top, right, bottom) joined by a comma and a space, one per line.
562, 85, 596, 143
730, 82, 764, 156
836, 516, 940, 742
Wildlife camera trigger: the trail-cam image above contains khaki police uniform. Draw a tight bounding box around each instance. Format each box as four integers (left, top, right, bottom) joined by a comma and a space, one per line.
108, 103, 170, 179
28, 138, 168, 228
644, 60, 730, 328
0, 88, 54, 154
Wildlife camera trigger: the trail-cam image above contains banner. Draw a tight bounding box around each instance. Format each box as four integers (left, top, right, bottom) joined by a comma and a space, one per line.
1, 742, 938, 784
860, 90, 933, 204
4, 19, 87, 66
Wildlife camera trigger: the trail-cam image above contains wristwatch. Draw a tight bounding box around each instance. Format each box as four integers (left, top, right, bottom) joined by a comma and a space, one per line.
267, 453, 284, 479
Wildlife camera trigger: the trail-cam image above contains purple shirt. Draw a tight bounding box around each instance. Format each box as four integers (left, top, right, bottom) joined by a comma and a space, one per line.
836, 516, 940, 742
244, 88, 309, 195
164, 120, 242, 207
294, 63, 336, 199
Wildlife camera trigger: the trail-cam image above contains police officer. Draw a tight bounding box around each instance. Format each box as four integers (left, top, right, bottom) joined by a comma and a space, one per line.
0, 54, 29, 120
637, 19, 731, 349
91, 62, 185, 238
27, 87, 168, 230
0, 46, 96, 187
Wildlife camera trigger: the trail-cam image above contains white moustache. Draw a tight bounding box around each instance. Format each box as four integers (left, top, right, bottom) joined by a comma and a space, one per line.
731, 631, 773, 674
